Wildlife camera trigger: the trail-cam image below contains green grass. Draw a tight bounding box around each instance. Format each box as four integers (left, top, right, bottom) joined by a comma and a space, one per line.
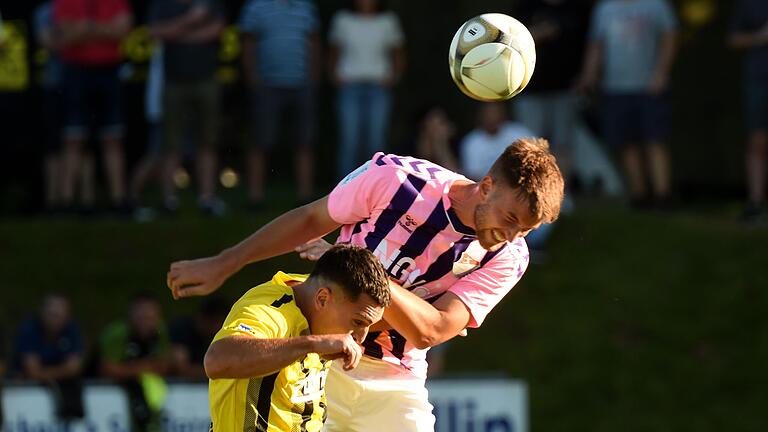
2, 197, 766, 430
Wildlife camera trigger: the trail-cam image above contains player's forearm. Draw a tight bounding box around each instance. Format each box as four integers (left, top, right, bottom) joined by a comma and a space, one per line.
205, 336, 317, 379
180, 20, 224, 44
218, 197, 340, 274
653, 32, 677, 79
383, 282, 451, 349
728, 31, 768, 49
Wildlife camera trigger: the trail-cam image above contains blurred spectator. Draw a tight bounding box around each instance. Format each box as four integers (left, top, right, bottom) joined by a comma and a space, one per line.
53, 0, 133, 213
129, 44, 168, 221
13, 294, 85, 420
34, 1, 65, 214
459, 103, 536, 181
728, 0, 768, 222
149, 0, 227, 217
460, 103, 554, 252
100, 294, 170, 431
240, 0, 320, 207
577, 0, 678, 209
515, 0, 591, 201
168, 297, 228, 379
329, 0, 405, 179
411, 105, 460, 171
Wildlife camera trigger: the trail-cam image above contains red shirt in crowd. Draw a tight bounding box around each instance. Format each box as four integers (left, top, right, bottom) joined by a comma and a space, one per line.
53, 0, 132, 66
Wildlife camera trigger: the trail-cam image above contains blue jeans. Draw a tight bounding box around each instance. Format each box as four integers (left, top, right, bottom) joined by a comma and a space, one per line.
337, 83, 392, 179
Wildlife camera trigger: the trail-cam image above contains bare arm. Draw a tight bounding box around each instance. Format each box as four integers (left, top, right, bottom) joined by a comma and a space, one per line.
575, 40, 602, 93
380, 281, 471, 349
101, 356, 170, 380
22, 354, 82, 381
179, 17, 224, 44
167, 197, 341, 298
309, 31, 321, 84
388, 45, 406, 86
241, 34, 258, 88
204, 333, 362, 379
649, 30, 677, 94
171, 346, 206, 379
729, 24, 768, 49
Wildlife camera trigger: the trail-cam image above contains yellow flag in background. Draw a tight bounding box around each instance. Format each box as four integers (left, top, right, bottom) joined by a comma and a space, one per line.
0, 20, 30, 91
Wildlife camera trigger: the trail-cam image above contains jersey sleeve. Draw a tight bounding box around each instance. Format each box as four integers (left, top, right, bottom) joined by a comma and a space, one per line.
327, 154, 405, 224
447, 242, 530, 328
213, 298, 291, 342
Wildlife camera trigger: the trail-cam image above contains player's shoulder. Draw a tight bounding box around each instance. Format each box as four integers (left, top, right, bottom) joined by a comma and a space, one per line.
370, 152, 462, 183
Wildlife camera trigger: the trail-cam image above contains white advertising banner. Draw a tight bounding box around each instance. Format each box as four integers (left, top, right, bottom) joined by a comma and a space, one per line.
2, 378, 527, 432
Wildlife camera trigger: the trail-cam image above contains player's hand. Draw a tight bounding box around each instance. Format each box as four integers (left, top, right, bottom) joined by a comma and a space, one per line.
167, 255, 233, 300
311, 333, 363, 371
295, 238, 333, 261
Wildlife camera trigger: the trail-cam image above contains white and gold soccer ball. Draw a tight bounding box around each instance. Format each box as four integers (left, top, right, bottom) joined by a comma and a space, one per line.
449, 13, 536, 102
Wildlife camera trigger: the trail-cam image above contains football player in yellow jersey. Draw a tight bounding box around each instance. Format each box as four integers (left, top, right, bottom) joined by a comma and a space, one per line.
204, 244, 391, 432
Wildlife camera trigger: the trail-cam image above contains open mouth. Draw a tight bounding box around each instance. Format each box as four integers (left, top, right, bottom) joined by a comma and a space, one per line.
492, 230, 506, 243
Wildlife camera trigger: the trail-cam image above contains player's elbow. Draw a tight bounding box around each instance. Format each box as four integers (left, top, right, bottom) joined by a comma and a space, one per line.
204, 346, 226, 379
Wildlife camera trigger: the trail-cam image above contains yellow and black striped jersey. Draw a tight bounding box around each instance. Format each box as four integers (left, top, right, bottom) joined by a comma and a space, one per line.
209, 272, 330, 432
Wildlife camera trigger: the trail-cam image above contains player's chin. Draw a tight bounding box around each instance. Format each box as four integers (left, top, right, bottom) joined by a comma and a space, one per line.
477, 232, 504, 251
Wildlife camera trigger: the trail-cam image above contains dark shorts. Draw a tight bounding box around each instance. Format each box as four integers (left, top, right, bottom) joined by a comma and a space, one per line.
251, 86, 315, 149
743, 76, 768, 133
601, 93, 670, 147
163, 80, 220, 152
60, 63, 123, 140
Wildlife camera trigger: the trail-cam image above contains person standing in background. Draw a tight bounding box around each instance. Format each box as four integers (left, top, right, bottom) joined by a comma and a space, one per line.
577, 0, 678, 209
729, 0, 768, 222
149, 0, 227, 217
53, 0, 133, 214
329, 0, 405, 179
515, 0, 592, 209
239, 0, 320, 208
35, 1, 67, 215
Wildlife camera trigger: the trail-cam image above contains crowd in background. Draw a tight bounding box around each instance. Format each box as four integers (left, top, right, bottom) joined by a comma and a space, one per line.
1, 0, 766, 223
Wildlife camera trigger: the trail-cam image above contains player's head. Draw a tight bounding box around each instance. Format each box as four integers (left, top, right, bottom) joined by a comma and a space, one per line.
128, 292, 163, 339
474, 137, 564, 250
40, 293, 71, 335
478, 102, 507, 134
305, 244, 390, 343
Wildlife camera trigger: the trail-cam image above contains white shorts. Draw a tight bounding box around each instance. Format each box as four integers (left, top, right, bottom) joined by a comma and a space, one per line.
323, 356, 435, 432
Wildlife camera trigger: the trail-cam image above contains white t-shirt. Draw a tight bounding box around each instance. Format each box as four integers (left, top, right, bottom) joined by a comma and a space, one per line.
460, 122, 536, 180
329, 10, 404, 83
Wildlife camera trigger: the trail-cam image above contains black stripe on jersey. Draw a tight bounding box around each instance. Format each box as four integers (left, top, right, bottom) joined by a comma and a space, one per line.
480, 243, 507, 266
270, 294, 294, 308
298, 400, 314, 432
319, 400, 328, 424
412, 236, 474, 286
351, 219, 366, 237
388, 330, 408, 361
249, 372, 278, 431
364, 174, 426, 252
397, 201, 450, 268
361, 331, 384, 360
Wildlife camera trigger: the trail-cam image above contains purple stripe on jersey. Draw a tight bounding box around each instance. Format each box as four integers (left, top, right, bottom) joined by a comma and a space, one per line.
362, 331, 384, 359
389, 330, 408, 361
446, 207, 476, 235
375, 154, 386, 165
396, 201, 449, 263
351, 219, 366, 237
412, 236, 474, 286
480, 243, 507, 266
364, 174, 426, 252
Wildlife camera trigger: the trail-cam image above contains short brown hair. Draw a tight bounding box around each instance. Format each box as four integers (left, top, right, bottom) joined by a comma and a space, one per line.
309, 244, 391, 307
488, 137, 564, 223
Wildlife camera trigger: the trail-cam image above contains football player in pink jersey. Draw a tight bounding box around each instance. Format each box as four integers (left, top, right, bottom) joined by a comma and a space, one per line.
167, 138, 564, 431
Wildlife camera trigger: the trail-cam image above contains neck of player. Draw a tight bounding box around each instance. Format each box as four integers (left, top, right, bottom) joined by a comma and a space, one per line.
447, 180, 481, 231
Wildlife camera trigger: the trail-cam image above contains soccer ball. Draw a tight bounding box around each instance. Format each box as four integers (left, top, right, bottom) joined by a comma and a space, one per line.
449, 13, 536, 102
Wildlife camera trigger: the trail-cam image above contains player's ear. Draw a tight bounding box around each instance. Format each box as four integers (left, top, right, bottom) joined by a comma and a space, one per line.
315, 287, 332, 310
480, 176, 494, 199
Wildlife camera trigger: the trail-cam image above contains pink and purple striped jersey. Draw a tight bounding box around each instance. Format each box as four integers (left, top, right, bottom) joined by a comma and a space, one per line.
327, 153, 530, 379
